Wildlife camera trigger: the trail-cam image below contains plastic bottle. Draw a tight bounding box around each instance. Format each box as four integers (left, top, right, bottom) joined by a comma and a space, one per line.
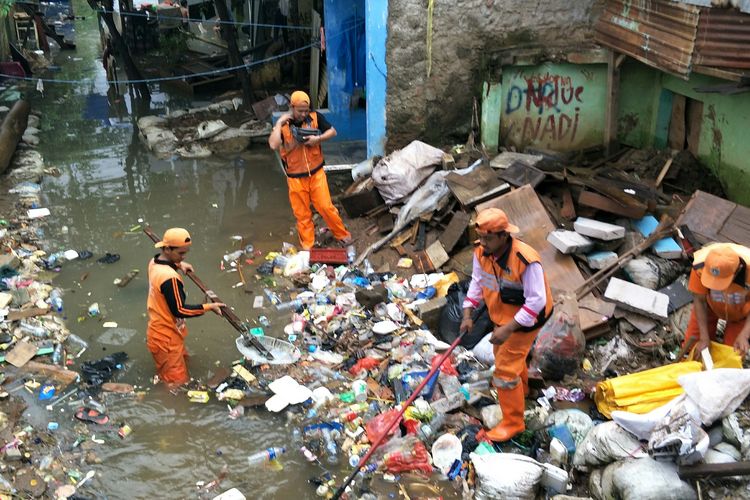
65, 334, 89, 356
247, 447, 286, 466
275, 298, 303, 312
418, 413, 446, 442
263, 288, 281, 306
321, 427, 339, 464
346, 245, 356, 264
19, 321, 47, 338
49, 289, 63, 312
52, 344, 64, 365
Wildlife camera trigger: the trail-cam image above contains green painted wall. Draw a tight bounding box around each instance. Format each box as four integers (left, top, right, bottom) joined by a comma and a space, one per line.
499, 62, 607, 152
617, 62, 750, 206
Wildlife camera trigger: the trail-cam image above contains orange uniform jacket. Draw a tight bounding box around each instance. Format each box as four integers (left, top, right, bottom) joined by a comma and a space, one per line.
689, 243, 750, 322
146, 256, 208, 352
473, 239, 553, 330
279, 112, 325, 178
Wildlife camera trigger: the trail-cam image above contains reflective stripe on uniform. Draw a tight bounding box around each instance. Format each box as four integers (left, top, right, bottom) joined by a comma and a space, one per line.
493, 376, 521, 390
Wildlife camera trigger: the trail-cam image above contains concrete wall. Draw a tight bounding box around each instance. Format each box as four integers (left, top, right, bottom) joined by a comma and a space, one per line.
500, 62, 607, 151
617, 62, 750, 206
385, 0, 602, 150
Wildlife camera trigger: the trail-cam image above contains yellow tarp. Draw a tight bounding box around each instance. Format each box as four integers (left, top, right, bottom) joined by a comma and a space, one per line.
595, 342, 743, 418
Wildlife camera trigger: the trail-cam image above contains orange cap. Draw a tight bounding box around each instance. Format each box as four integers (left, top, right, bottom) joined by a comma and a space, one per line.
290, 91, 310, 107
701, 246, 740, 290
475, 208, 519, 235
155, 228, 192, 249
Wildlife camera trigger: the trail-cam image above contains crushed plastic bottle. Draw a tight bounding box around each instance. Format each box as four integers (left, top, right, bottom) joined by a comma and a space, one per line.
275, 298, 303, 312
49, 289, 63, 312
65, 334, 89, 357
247, 447, 286, 467
263, 288, 281, 306
321, 427, 340, 464
19, 321, 47, 338
52, 343, 64, 365
346, 245, 356, 265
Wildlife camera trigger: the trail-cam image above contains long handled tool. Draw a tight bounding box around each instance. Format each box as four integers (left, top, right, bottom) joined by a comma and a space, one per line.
331, 329, 468, 500
143, 226, 274, 360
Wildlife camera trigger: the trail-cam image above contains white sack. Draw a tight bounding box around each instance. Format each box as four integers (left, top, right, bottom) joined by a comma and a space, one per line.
372, 140, 443, 204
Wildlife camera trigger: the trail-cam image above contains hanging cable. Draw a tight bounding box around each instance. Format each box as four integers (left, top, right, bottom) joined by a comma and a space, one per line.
93, 7, 314, 29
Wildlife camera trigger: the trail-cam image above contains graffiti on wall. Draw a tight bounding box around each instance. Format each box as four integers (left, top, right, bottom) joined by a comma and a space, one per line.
505, 72, 584, 143
500, 65, 606, 151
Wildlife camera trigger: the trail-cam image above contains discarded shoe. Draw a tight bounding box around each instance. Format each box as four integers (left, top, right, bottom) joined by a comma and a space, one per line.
78, 250, 93, 259
75, 407, 110, 425
97, 253, 120, 264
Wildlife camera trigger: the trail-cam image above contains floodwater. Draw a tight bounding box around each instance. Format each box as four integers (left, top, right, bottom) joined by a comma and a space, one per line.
24, 2, 340, 498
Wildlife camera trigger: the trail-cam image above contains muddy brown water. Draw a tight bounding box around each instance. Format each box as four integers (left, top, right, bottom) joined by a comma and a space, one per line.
18, 4, 348, 498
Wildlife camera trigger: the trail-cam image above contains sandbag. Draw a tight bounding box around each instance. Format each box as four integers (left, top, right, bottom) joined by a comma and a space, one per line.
604, 457, 697, 500
572, 421, 646, 468
438, 281, 493, 349
594, 361, 702, 418
679, 368, 750, 426
546, 409, 593, 447
372, 140, 443, 204
471, 452, 543, 500
623, 255, 685, 290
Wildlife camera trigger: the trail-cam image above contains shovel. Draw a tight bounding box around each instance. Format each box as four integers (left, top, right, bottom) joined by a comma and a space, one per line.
143, 226, 274, 361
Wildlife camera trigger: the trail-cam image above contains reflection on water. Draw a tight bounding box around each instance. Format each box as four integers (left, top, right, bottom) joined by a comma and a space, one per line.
21, 1, 337, 498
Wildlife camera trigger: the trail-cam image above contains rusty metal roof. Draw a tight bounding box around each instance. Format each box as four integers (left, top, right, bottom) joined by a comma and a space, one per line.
694, 8, 750, 71
595, 0, 701, 78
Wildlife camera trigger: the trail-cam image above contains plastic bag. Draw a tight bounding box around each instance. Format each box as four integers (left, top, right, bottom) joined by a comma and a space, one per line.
365, 408, 402, 442
378, 435, 433, 475
600, 457, 697, 500
438, 281, 493, 349
529, 296, 585, 381
372, 140, 443, 204
81, 352, 128, 386
679, 368, 750, 426
471, 452, 544, 500
572, 421, 647, 468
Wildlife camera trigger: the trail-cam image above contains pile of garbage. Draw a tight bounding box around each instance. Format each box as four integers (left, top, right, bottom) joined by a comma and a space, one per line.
192, 141, 750, 498
137, 97, 272, 159
0, 110, 138, 498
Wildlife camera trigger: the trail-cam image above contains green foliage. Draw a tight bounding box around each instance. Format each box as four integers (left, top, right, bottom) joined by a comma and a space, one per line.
159, 29, 189, 62
0, 0, 14, 17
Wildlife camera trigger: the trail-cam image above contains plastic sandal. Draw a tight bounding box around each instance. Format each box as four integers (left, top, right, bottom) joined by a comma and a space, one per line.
74, 406, 110, 425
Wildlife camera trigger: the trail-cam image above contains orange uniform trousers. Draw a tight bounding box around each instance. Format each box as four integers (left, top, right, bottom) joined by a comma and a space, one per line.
492, 328, 539, 431
682, 307, 747, 349
147, 322, 190, 385
287, 169, 350, 250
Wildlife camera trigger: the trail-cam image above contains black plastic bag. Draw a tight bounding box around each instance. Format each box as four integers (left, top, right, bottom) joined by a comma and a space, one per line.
81, 352, 128, 386
438, 281, 493, 350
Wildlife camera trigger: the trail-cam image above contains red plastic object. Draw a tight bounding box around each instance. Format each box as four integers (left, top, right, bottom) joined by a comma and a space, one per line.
309, 247, 348, 265
0, 62, 26, 79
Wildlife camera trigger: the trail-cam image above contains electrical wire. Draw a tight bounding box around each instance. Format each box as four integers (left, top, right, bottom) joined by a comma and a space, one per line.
93, 7, 314, 29
2, 19, 364, 85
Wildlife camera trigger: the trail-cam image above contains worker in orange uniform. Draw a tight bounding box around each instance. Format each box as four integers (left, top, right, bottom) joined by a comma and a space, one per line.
268, 90, 352, 250
460, 208, 553, 442
147, 228, 225, 386
683, 243, 750, 357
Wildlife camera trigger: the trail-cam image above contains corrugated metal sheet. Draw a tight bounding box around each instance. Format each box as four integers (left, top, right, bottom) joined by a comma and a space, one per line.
595, 0, 701, 78
695, 8, 750, 70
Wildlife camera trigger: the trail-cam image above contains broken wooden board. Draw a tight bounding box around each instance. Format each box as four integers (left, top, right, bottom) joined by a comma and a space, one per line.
425, 240, 450, 270
6, 307, 49, 322
18, 361, 79, 386
614, 307, 658, 334
446, 165, 510, 208
476, 185, 585, 295
676, 190, 750, 247
498, 161, 546, 188
578, 190, 647, 219
579, 294, 616, 333
5, 340, 37, 367
438, 211, 471, 253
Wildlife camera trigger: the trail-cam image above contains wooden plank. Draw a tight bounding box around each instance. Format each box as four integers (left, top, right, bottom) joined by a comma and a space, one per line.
497, 161, 546, 188
676, 190, 735, 244
718, 204, 750, 246
439, 211, 471, 253
475, 185, 585, 295
424, 240, 450, 270
6, 307, 48, 322
686, 99, 703, 157
18, 360, 79, 386
5, 340, 37, 367
679, 462, 750, 480
604, 49, 621, 155
668, 93, 686, 150
579, 294, 616, 333
578, 190, 647, 219
446, 165, 505, 208
560, 185, 576, 220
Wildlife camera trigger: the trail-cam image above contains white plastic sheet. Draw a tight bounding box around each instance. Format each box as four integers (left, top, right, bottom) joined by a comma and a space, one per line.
372, 140, 443, 204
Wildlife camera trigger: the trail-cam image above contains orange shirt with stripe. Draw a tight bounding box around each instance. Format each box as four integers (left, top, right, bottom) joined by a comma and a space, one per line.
688, 244, 750, 323
147, 256, 208, 351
